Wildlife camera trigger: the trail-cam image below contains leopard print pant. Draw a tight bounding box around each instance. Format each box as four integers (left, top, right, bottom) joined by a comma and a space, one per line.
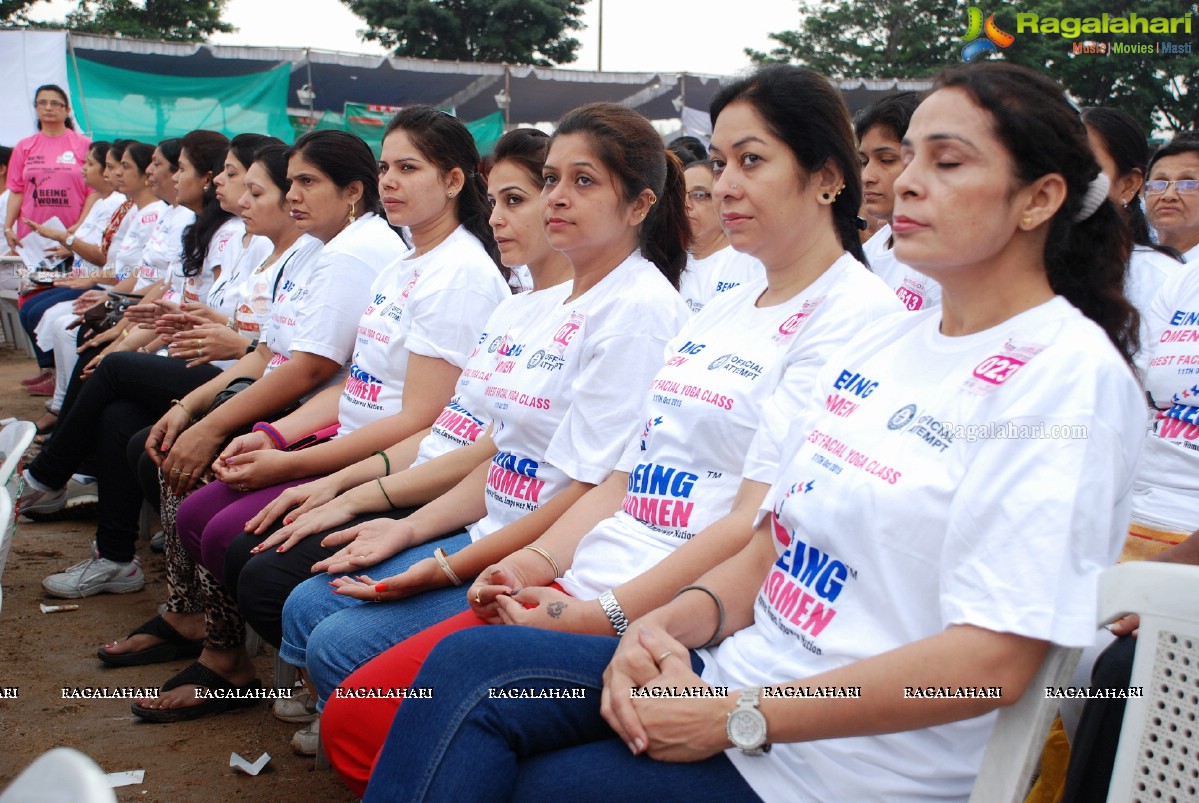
160, 474, 246, 651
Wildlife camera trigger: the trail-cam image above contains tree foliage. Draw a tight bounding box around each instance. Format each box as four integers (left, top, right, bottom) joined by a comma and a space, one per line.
753, 0, 1198, 131
340, 0, 586, 65
1, 0, 47, 23
745, 0, 962, 79
64, 0, 233, 42
997, 0, 1199, 132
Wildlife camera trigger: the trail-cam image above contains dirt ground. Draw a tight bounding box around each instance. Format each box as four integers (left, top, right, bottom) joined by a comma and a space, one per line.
0, 343, 358, 802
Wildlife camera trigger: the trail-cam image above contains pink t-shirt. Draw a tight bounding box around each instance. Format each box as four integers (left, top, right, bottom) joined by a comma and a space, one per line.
7, 129, 93, 237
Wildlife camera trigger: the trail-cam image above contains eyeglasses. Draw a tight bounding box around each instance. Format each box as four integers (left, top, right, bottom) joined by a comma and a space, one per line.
1144, 179, 1199, 195
36, 99, 66, 109
686, 190, 713, 203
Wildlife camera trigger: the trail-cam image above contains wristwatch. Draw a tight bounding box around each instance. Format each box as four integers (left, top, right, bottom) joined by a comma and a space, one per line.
64, 233, 76, 248
726, 687, 771, 755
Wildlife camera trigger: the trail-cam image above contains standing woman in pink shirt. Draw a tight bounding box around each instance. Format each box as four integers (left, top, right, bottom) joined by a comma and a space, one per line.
4, 84, 93, 250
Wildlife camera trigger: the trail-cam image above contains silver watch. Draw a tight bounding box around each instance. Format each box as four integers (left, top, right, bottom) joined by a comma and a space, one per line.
726, 687, 770, 755
598, 589, 628, 636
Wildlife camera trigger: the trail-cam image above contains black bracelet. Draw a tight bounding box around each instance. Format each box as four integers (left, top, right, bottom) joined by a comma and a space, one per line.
674, 584, 726, 649
373, 450, 391, 476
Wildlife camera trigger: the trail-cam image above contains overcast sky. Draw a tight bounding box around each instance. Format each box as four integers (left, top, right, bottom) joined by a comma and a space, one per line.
29, 0, 801, 75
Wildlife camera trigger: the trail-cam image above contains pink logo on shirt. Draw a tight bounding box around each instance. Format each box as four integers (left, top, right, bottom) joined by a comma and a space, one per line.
971, 355, 1025, 385
553, 321, 579, 348
778, 312, 807, 336
896, 286, 924, 311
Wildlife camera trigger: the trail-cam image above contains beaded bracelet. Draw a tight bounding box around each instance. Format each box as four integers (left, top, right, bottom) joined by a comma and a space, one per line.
252, 421, 288, 450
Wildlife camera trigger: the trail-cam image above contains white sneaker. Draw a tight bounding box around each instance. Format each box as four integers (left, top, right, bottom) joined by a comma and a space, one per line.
274, 689, 318, 723
292, 717, 320, 756
20, 477, 97, 520
42, 550, 145, 598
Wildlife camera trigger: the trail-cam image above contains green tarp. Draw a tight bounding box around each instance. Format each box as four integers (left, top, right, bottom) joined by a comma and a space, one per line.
68, 55, 293, 142
290, 105, 506, 156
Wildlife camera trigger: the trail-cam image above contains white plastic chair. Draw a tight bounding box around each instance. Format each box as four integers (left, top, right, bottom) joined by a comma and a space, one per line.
1097, 561, 1199, 802
0, 490, 10, 615
968, 644, 1081, 803
0, 747, 116, 803
0, 420, 36, 586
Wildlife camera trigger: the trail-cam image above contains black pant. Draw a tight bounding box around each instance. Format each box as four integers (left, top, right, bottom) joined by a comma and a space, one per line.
29, 351, 220, 563
1061, 635, 1136, 802
226, 510, 415, 648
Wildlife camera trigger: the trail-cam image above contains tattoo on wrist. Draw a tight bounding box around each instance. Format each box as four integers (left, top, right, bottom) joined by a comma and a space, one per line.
547, 601, 566, 619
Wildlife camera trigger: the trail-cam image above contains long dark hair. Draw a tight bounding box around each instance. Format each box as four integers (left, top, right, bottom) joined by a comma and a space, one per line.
33, 84, 76, 131
553, 103, 689, 288
287, 130, 382, 217
228, 133, 281, 174
123, 141, 155, 175
157, 137, 182, 174
179, 130, 233, 277
88, 141, 111, 169
936, 63, 1137, 363
1082, 107, 1181, 261
252, 142, 292, 197
492, 128, 551, 189
384, 106, 505, 278
712, 66, 867, 266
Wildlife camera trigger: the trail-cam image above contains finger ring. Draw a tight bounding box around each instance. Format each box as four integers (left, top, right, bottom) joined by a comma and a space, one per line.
657, 650, 673, 664
180, 471, 191, 477
198, 347, 204, 357
374, 594, 382, 603
474, 589, 482, 605
170, 468, 180, 475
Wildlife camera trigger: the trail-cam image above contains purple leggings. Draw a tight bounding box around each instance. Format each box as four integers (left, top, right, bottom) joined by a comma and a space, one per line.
176, 476, 316, 583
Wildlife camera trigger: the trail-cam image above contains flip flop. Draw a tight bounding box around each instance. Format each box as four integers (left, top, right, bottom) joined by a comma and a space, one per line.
97, 615, 204, 667
131, 661, 263, 723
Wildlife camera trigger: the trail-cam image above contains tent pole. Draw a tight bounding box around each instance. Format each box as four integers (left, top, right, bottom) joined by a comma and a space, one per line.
66, 31, 93, 137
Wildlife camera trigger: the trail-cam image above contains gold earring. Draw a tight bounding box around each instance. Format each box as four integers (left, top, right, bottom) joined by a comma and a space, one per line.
347, 202, 357, 224
1021, 216, 1032, 228
448, 190, 457, 199
834, 183, 845, 199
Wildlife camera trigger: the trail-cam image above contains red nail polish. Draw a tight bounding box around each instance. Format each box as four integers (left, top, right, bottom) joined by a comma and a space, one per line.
375, 583, 388, 592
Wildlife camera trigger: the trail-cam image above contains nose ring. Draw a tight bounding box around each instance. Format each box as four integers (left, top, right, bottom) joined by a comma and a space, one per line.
730, 184, 740, 190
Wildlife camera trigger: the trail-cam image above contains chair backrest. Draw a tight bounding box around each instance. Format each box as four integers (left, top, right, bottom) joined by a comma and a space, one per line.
0, 420, 36, 496
968, 644, 1082, 803
1098, 561, 1199, 803
0, 489, 9, 615
0, 746, 116, 803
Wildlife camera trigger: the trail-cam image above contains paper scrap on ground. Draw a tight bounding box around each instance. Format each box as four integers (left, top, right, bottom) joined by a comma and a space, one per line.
40, 603, 79, 613
106, 770, 145, 787
230, 752, 271, 775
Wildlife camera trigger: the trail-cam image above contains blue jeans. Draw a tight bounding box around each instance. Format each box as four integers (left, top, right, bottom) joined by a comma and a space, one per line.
363, 626, 760, 803
279, 529, 472, 708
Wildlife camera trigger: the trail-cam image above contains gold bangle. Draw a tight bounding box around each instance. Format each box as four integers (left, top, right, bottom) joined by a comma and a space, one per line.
433, 547, 462, 586
375, 476, 396, 510
522, 545, 560, 578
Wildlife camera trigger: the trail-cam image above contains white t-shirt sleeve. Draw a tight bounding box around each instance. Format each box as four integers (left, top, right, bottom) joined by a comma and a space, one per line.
939, 367, 1142, 647
547, 330, 676, 486
406, 287, 507, 369
288, 253, 377, 364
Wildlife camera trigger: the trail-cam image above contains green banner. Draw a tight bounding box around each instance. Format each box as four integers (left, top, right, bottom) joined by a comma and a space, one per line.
291, 105, 506, 157
68, 56, 293, 142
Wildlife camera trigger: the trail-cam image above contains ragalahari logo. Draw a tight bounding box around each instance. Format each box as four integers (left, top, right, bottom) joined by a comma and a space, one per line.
961, 7, 1015, 62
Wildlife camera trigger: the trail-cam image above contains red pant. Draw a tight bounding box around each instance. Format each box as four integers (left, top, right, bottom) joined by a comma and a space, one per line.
323, 608, 486, 795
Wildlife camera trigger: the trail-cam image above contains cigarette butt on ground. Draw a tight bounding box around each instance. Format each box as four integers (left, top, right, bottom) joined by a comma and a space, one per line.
40, 603, 80, 613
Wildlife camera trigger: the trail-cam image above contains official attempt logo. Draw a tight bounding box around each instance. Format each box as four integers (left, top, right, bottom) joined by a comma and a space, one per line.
961, 7, 1015, 62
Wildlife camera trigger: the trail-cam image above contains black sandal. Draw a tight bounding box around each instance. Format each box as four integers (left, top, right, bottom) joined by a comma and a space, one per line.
97, 615, 204, 667
131, 661, 263, 722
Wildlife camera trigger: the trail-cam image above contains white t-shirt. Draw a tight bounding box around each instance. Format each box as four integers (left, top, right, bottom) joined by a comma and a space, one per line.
1182, 243, 1199, 264
866, 226, 942, 312
208, 234, 271, 319
133, 204, 193, 292
1127, 245, 1185, 380
1133, 262, 1199, 532
336, 225, 509, 437
111, 200, 165, 282
508, 264, 534, 294
559, 254, 902, 599
68, 192, 125, 274
262, 213, 400, 387
412, 285, 564, 467
703, 297, 1144, 803
162, 217, 244, 306
678, 246, 763, 314
470, 251, 689, 542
